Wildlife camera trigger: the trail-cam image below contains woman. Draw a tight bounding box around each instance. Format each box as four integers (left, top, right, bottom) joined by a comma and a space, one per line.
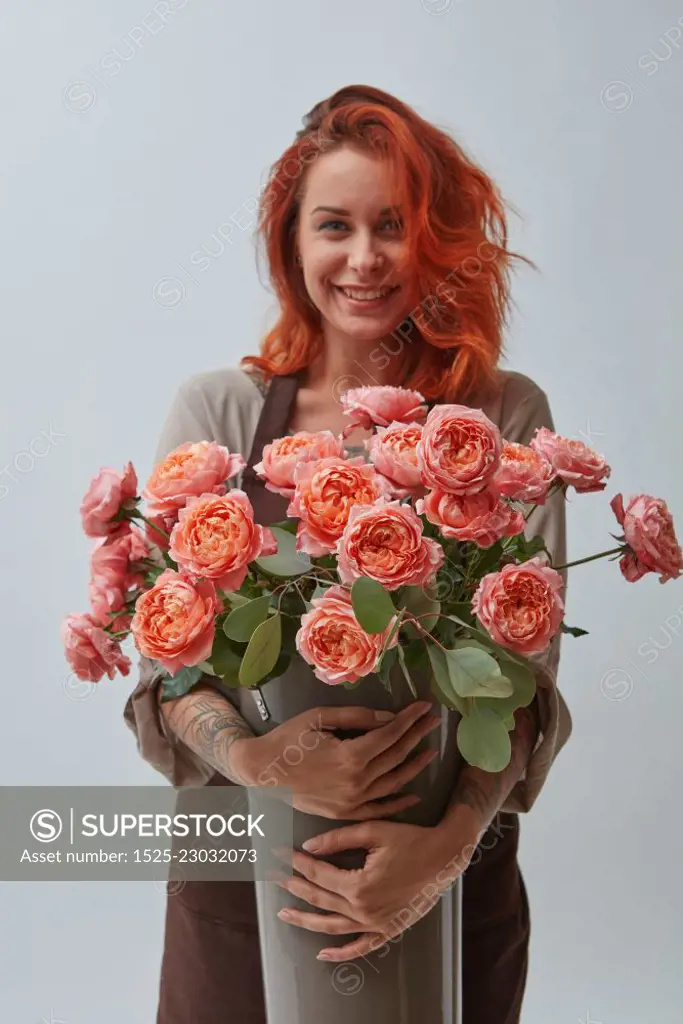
124, 84, 572, 1023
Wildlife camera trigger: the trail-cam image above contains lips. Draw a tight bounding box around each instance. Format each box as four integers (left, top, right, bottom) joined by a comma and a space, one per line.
334, 284, 400, 304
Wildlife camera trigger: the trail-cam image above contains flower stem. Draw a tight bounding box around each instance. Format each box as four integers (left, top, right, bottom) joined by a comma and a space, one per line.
554, 545, 624, 571
126, 509, 171, 543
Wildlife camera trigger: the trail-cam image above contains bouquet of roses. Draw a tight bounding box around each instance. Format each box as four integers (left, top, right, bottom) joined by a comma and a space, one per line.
61, 385, 682, 772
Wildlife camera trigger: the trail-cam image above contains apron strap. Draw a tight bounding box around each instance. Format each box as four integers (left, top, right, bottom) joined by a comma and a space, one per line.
241, 370, 303, 491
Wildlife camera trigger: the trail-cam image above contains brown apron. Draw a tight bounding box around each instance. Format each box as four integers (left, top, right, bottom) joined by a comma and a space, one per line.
156, 373, 530, 1024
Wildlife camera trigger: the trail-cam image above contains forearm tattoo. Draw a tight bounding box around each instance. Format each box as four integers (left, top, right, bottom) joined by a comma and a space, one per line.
158, 682, 256, 785
453, 703, 539, 828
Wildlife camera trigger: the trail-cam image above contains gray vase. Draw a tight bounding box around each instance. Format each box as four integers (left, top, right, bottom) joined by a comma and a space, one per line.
213, 650, 464, 1024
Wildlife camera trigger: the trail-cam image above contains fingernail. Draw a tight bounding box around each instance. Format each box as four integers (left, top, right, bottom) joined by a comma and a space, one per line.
317, 952, 333, 960
374, 710, 395, 721
302, 837, 321, 852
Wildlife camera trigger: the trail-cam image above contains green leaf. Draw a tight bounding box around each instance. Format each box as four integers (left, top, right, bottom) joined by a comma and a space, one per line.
445, 644, 514, 698
269, 518, 299, 536
158, 664, 205, 703
502, 713, 516, 731
397, 644, 417, 698
425, 642, 467, 714
311, 583, 334, 602
398, 586, 441, 639
560, 621, 589, 638
475, 655, 536, 716
197, 659, 218, 676
223, 594, 273, 642
457, 706, 512, 771
351, 577, 396, 634
254, 527, 312, 577
239, 613, 283, 687
221, 590, 252, 608
210, 630, 244, 685
377, 645, 398, 694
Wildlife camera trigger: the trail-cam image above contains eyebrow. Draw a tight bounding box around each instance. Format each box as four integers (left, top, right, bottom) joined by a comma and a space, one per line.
310, 205, 401, 217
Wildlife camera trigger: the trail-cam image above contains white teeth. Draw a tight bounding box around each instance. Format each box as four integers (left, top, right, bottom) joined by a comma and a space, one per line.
341, 287, 394, 301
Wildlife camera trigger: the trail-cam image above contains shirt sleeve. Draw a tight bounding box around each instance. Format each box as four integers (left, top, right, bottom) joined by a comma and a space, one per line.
496, 377, 574, 814
122, 380, 221, 787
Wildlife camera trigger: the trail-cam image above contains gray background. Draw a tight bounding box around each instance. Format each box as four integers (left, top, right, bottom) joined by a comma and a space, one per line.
1, 0, 682, 1021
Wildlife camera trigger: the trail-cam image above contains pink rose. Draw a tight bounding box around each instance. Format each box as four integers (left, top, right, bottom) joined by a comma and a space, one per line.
80, 461, 138, 538
611, 493, 683, 584
366, 422, 426, 498
130, 568, 222, 675
143, 441, 245, 513
336, 499, 445, 591
89, 527, 152, 632
143, 507, 179, 552
493, 441, 556, 504
287, 456, 393, 557
253, 431, 345, 498
416, 405, 503, 495
168, 490, 278, 591
295, 584, 399, 685
530, 427, 610, 493
471, 556, 565, 656
416, 488, 525, 548
340, 385, 428, 435
61, 613, 132, 682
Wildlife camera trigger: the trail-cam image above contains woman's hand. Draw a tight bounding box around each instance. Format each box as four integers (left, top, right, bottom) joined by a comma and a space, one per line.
230, 701, 441, 820
272, 818, 479, 961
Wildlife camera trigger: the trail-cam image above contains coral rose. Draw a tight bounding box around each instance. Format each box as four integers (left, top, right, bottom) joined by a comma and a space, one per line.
493, 442, 556, 504
61, 613, 131, 682
253, 431, 345, 498
295, 584, 399, 685
366, 422, 426, 498
471, 555, 565, 656
287, 456, 393, 556
416, 405, 503, 495
143, 507, 180, 552
130, 569, 222, 676
168, 490, 278, 591
143, 441, 245, 513
89, 527, 151, 632
340, 385, 428, 435
336, 499, 444, 591
530, 427, 610, 493
610, 493, 683, 584
416, 488, 525, 548
80, 461, 138, 538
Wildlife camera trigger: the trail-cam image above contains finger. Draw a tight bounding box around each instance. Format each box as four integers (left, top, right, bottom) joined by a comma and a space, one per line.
348, 793, 422, 820
299, 824, 376, 859
277, 908, 365, 934
273, 847, 357, 895
315, 705, 400, 732
350, 702, 433, 760
365, 715, 441, 779
318, 931, 394, 961
275, 875, 351, 916
363, 748, 439, 802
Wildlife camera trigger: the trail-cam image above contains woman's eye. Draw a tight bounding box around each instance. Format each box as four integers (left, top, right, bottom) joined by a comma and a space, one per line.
318, 220, 347, 231
382, 218, 403, 231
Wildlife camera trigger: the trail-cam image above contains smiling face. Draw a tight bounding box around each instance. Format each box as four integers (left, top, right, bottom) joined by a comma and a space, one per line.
294, 145, 420, 345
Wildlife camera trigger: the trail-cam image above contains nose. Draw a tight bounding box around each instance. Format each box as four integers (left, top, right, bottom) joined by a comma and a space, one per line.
347, 233, 385, 275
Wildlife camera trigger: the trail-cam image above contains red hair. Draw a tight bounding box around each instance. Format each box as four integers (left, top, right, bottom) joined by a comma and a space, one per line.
241, 84, 533, 404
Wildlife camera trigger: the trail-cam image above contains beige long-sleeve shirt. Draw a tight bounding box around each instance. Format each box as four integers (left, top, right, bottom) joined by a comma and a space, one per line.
123, 365, 573, 814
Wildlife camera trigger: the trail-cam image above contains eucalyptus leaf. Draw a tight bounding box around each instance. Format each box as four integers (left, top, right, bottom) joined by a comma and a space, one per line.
445, 645, 514, 698
457, 706, 512, 771
398, 586, 441, 639
397, 645, 417, 699
158, 665, 205, 703
255, 527, 312, 577
475, 655, 536, 716
223, 594, 272, 642
210, 630, 244, 684
221, 590, 252, 608
239, 613, 283, 687
425, 642, 467, 714
269, 518, 299, 536
351, 577, 396, 634
377, 645, 398, 694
